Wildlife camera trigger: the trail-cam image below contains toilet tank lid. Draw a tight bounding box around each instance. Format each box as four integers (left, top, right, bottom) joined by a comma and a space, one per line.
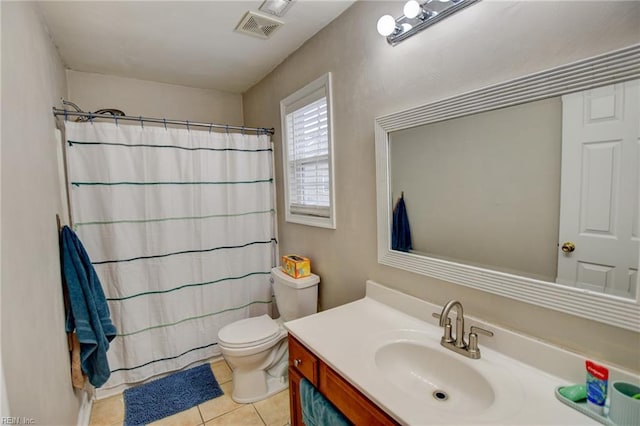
271, 267, 319, 289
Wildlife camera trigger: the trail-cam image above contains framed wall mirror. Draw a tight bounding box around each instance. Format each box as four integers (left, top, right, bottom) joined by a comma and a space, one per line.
375, 44, 640, 331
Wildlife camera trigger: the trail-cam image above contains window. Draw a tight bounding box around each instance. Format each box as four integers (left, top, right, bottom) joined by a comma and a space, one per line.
280, 73, 335, 228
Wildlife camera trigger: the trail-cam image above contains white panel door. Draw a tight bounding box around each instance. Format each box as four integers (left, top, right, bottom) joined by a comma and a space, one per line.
557, 80, 639, 299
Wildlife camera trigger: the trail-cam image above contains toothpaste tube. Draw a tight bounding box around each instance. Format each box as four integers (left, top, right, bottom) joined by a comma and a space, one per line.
586, 360, 609, 414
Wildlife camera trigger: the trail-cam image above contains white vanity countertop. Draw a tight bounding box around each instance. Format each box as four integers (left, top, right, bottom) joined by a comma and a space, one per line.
284, 281, 613, 425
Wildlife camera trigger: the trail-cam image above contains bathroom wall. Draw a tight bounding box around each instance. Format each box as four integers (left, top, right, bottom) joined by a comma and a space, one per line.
1, 2, 81, 423
243, 1, 640, 371
66, 70, 244, 125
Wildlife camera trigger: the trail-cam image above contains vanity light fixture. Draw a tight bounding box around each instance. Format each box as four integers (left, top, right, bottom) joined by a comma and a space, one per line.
377, 0, 480, 46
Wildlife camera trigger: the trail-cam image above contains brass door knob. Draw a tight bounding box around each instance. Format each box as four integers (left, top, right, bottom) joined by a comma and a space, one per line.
561, 242, 576, 253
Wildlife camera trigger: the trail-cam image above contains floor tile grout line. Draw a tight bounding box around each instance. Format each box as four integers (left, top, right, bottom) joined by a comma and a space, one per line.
251, 403, 268, 426
196, 404, 205, 425
203, 403, 246, 423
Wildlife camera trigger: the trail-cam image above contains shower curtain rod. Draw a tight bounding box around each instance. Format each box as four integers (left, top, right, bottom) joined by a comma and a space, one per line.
52, 107, 275, 135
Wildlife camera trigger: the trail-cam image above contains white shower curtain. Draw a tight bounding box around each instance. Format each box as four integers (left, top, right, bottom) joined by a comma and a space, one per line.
64, 120, 276, 392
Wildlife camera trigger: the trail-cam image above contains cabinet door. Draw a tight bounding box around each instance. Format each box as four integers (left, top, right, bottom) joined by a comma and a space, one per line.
319, 362, 398, 426
288, 366, 305, 426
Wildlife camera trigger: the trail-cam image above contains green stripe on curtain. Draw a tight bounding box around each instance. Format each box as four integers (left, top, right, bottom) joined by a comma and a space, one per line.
107, 271, 271, 301
116, 299, 273, 337
74, 209, 275, 229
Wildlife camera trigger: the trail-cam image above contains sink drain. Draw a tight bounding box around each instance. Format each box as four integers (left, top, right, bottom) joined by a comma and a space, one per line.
432, 390, 449, 401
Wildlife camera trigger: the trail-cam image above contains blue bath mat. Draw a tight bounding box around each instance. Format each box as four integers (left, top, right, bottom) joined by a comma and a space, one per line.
123, 364, 223, 425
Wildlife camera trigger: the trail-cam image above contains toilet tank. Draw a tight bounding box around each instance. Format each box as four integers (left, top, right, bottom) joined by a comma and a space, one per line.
271, 267, 319, 322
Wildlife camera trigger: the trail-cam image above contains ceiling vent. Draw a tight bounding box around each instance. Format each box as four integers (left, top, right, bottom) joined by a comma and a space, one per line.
235, 11, 283, 40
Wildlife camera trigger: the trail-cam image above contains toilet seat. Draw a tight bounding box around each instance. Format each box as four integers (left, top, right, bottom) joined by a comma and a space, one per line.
218, 314, 284, 349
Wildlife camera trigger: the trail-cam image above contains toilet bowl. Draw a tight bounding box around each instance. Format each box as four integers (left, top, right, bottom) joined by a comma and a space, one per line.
217, 267, 319, 403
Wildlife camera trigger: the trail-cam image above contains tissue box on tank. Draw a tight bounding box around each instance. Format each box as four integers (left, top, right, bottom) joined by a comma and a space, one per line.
281, 255, 311, 278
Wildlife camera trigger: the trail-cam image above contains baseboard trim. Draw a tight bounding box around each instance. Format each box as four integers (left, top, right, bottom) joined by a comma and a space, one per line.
76, 389, 92, 426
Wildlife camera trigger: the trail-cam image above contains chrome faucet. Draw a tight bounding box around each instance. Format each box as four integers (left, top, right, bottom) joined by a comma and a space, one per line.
432, 300, 493, 359
439, 300, 466, 348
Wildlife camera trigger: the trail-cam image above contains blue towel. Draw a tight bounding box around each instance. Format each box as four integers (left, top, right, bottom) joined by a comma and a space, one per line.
61, 226, 116, 387
392, 194, 412, 252
300, 378, 349, 426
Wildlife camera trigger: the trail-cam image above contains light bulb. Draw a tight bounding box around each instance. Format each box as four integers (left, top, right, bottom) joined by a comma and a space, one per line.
403, 0, 422, 19
377, 15, 397, 37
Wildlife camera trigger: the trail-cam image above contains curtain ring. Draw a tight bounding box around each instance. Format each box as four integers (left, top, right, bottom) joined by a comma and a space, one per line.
139, 116, 144, 129
163, 118, 167, 130
225, 125, 229, 134
114, 114, 118, 127
186, 120, 190, 132
209, 123, 213, 133
241, 126, 245, 135
89, 112, 94, 124
63, 110, 68, 122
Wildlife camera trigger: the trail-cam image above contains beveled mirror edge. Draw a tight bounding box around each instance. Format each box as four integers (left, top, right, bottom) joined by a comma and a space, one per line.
375, 43, 640, 332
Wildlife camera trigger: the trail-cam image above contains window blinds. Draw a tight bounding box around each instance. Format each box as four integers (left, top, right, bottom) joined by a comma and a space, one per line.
286, 97, 330, 217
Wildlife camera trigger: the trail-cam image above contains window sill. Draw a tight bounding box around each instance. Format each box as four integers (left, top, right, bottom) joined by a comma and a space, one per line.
285, 212, 335, 229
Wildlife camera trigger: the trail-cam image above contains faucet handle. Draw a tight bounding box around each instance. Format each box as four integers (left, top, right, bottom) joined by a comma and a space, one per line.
467, 326, 494, 357
470, 326, 493, 337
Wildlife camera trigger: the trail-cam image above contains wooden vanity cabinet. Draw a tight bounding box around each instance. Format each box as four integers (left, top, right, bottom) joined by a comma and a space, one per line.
287, 334, 399, 426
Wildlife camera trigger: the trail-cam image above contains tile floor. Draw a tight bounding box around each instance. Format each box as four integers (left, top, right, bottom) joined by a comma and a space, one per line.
88, 359, 291, 426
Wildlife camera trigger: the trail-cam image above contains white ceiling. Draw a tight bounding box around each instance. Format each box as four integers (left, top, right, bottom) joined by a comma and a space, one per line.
37, 1, 355, 94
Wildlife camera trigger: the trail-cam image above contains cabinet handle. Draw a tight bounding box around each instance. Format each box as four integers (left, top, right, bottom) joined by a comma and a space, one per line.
293, 359, 302, 367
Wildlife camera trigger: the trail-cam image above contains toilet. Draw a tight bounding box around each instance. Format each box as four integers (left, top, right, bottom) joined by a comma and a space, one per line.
217, 266, 320, 403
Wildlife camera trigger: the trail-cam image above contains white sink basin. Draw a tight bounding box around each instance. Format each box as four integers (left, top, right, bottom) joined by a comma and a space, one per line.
376, 341, 495, 412
369, 329, 525, 423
